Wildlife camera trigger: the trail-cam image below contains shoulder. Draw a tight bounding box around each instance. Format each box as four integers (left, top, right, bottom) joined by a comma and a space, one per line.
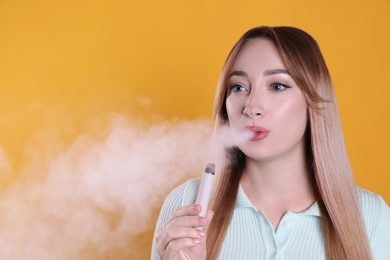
357, 187, 388, 215
156, 178, 200, 224
356, 188, 390, 259
163, 178, 200, 209
356, 187, 389, 232
356, 187, 389, 225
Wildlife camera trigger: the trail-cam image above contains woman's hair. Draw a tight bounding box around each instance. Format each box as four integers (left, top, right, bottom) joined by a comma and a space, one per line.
206, 26, 371, 260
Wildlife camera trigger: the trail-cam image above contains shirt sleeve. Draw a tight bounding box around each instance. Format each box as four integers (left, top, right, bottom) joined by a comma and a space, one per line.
151, 179, 199, 260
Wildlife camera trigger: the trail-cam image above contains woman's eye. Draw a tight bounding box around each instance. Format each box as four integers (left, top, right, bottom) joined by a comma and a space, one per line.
230, 84, 247, 93
271, 83, 290, 92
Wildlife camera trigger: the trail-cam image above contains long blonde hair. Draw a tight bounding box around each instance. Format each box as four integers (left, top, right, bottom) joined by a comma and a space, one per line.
206, 26, 371, 260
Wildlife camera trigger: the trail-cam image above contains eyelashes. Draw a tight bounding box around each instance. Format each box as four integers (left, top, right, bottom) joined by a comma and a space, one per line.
229, 82, 291, 94
270, 83, 291, 92
230, 84, 248, 93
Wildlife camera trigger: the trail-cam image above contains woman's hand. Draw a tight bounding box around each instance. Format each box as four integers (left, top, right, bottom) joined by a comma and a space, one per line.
156, 204, 214, 260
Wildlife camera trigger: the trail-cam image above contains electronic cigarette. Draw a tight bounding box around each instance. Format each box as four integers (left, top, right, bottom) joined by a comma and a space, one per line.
195, 162, 216, 218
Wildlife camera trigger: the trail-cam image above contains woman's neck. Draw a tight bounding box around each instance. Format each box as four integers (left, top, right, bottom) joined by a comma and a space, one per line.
240, 146, 315, 230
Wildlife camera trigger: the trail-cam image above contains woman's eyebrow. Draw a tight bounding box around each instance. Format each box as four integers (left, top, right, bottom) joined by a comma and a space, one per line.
229, 69, 289, 78
263, 69, 289, 76
229, 70, 248, 78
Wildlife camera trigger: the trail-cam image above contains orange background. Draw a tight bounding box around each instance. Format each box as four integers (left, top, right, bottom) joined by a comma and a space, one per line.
0, 0, 389, 258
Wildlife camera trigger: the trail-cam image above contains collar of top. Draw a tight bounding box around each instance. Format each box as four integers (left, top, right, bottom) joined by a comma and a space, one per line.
234, 184, 321, 217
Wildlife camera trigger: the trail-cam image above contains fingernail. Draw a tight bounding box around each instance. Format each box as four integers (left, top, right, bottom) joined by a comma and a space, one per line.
199, 217, 207, 224
197, 230, 205, 237
193, 239, 200, 244
192, 204, 201, 212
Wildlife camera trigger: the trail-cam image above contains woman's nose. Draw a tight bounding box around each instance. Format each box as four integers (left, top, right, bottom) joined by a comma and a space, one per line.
242, 90, 265, 118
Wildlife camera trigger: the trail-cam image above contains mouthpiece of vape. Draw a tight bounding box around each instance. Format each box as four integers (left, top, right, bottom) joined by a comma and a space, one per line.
204, 163, 215, 175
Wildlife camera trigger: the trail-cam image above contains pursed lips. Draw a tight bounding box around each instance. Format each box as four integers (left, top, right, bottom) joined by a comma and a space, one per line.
244, 126, 270, 141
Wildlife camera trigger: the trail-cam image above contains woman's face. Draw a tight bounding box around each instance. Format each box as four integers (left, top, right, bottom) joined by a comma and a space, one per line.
225, 38, 308, 162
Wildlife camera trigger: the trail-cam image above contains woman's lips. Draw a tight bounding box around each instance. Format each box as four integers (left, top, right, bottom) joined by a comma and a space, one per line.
244, 126, 270, 141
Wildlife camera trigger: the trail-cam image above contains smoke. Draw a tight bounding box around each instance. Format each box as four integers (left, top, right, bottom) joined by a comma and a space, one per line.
0, 116, 214, 259
0, 147, 9, 172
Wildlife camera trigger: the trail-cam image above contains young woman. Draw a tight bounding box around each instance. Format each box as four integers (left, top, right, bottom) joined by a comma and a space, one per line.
151, 26, 390, 260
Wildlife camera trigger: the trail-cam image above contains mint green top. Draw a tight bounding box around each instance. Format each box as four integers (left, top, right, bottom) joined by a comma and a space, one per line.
151, 179, 390, 259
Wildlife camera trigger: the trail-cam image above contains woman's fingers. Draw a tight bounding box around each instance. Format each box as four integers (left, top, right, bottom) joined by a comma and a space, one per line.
156, 219, 206, 254
156, 227, 204, 257
164, 204, 208, 231
156, 205, 214, 259
162, 238, 201, 259
167, 214, 208, 229
168, 204, 202, 220
164, 225, 205, 241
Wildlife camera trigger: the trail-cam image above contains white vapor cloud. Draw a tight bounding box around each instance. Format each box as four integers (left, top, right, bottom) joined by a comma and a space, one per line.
0, 116, 213, 259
